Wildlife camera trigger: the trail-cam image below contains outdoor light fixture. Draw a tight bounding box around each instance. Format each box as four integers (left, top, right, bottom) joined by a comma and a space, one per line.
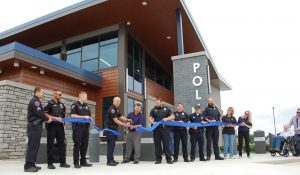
82, 82, 87, 85
30, 65, 38, 69
126, 21, 131, 26
39, 68, 44, 75
166, 36, 172, 40
142, 1, 148, 6
13, 60, 19, 67
0, 67, 2, 74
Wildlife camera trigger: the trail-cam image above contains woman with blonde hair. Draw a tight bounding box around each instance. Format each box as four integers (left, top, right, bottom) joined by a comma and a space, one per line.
238, 110, 253, 158
221, 107, 237, 159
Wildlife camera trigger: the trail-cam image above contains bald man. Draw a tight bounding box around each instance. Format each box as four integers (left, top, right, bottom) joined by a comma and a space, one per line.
105, 97, 131, 166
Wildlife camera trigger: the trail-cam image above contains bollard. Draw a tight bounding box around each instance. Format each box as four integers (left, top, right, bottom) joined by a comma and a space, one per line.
89, 129, 100, 162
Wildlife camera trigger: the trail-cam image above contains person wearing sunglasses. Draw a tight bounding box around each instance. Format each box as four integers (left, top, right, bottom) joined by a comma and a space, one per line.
288, 108, 300, 157
44, 90, 70, 169
237, 110, 253, 158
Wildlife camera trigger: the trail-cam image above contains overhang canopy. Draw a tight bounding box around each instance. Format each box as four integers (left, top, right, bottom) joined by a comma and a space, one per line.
0, 42, 102, 87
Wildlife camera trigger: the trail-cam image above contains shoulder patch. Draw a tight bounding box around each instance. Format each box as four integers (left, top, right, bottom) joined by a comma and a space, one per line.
111, 108, 115, 114
71, 104, 75, 109
35, 101, 40, 107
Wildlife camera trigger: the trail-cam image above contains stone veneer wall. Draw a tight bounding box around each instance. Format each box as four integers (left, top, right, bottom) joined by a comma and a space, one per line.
0, 80, 96, 159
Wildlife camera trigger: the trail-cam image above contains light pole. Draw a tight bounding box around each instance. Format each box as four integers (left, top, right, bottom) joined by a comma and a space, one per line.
272, 107, 276, 135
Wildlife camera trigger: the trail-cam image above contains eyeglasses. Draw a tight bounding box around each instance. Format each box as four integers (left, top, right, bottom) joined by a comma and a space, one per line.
58, 94, 63, 97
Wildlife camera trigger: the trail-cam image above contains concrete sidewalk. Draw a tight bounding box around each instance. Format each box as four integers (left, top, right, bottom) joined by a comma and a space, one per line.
0, 154, 299, 175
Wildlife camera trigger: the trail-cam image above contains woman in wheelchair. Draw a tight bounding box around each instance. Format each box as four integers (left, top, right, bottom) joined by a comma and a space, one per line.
270, 124, 295, 156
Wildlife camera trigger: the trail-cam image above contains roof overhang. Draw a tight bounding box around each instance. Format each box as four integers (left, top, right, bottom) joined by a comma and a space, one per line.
0, 42, 102, 87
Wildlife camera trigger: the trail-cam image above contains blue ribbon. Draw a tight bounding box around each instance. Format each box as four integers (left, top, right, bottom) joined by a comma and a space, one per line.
136, 121, 237, 133
53, 118, 121, 136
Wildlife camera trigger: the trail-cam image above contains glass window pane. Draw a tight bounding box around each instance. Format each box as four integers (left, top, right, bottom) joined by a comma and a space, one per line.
156, 66, 164, 86
134, 73, 142, 94
66, 52, 81, 68
127, 98, 134, 114
100, 32, 118, 46
128, 39, 133, 57
82, 59, 98, 71
66, 42, 81, 54
51, 53, 60, 59
127, 57, 134, 91
99, 43, 118, 70
82, 43, 99, 61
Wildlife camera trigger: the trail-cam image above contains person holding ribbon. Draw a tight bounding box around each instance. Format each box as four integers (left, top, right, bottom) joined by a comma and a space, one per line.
237, 110, 253, 158
189, 104, 207, 162
221, 107, 237, 159
148, 98, 174, 164
70, 91, 93, 168
203, 98, 224, 160
173, 103, 190, 162
105, 97, 131, 166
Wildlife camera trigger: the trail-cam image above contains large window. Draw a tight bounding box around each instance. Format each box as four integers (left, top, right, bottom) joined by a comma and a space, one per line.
127, 37, 143, 94
65, 31, 118, 71
145, 52, 172, 90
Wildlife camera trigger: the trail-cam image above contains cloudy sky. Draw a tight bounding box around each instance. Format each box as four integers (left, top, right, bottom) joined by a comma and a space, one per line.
1, 0, 299, 134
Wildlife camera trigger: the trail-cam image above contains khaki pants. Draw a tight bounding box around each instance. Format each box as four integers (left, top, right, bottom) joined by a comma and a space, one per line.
124, 132, 142, 161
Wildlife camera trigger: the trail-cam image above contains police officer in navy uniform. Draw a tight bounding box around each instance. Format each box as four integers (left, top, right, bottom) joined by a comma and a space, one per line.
105, 97, 131, 166
24, 87, 52, 172
70, 91, 93, 168
148, 98, 174, 164
189, 104, 207, 162
173, 103, 189, 162
203, 98, 224, 160
44, 90, 70, 169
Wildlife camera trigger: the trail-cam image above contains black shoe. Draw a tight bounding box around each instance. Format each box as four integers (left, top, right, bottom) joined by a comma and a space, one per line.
206, 156, 211, 161
81, 162, 92, 167
47, 164, 56, 169
133, 161, 139, 164
173, 158, 178, 162
215, 156, 224, 160
74, 164, 81, 169
113, 160, 119, 164
60, 163, 70, 168
190, 158, 195, 162
167, 159, 173, 164
33, 165, 41, 170
184, 158, 189, 162
107, 161, 117, 166
200, 157, 207, 161
155, 160, 162, 164
121, 160, 130, 164
24, 167, 38, 172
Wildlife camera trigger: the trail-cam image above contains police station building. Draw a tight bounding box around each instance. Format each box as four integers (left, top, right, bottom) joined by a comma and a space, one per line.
0, 0, 231, 159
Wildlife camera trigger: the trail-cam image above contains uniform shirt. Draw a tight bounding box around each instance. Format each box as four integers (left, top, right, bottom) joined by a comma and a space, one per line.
149, 105, 172, 122
44, 99, 66, 125
127, 112, 144, 132
289, 116, 300, 135
71, 101, 91, 126
189, 112, 206, 130
238, 116, 252, 133
221, 115, 237, 135
106, 105, 122, 130
203, 105, 221, 122
174, 111, 189, 130
27, 95, 48, 122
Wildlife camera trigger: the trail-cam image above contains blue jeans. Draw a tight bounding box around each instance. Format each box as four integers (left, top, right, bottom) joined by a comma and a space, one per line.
223, 134, 235, 158
271, 136, 285, 150
295, 134, 300, 156
169, 131, 174, 155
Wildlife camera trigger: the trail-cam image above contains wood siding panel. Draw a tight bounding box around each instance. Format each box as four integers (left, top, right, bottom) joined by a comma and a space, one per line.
146, 78, 174, 105
95, 68, 118, 127
0, 68, 21, 82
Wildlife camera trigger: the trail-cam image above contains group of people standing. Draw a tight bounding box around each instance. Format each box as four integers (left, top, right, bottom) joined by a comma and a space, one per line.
23, 87, 253, 172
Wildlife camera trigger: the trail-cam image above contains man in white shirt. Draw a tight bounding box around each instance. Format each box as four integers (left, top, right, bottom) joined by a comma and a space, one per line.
270, 124, 294, 152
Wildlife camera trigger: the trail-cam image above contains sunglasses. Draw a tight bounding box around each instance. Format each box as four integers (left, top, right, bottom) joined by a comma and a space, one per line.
297, 112, 300, 114
58, 94, 63, 97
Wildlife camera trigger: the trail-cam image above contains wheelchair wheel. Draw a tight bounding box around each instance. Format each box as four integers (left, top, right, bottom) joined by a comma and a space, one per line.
271, 152, 276, 157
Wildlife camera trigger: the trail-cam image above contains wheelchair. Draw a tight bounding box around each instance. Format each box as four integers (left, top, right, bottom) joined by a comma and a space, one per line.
270, 136, 296, 157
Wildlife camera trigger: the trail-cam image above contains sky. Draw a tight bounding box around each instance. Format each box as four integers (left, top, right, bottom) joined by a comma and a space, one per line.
1, 0, 299, 134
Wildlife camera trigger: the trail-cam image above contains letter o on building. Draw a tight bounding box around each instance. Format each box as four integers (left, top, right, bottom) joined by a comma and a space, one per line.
192, 76, 203, 86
